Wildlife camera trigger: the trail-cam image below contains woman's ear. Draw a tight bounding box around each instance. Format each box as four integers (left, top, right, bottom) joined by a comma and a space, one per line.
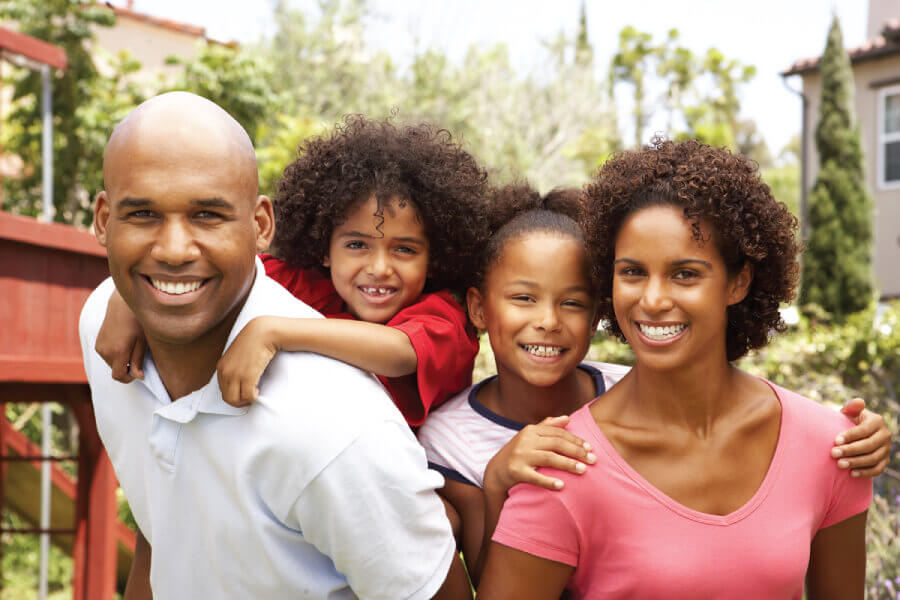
467, 286, 487, 330
727, 262, 753, 306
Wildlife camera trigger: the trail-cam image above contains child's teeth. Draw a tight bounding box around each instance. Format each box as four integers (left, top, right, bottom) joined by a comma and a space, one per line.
523, 345, 563, 357
639, 324, 686, 340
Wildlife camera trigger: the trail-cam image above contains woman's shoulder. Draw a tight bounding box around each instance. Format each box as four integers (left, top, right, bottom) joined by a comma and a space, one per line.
764, 380, 856, 440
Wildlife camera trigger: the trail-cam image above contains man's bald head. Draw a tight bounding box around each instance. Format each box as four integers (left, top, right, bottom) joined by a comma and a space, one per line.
103, 92, 258, 200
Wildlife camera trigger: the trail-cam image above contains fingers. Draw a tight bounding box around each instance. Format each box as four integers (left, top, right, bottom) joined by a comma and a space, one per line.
835, 409, 884, 445
834, 439, 891, 471
110, 358, 135, 384
845, 457, 890, 479
529, 422, 593, 454
129, 338, 146, 380
512, 450, 594, 491
839, 397, 866, 421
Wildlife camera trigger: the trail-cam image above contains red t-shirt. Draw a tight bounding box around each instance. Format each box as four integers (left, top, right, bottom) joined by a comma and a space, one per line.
261, 254, 478, 426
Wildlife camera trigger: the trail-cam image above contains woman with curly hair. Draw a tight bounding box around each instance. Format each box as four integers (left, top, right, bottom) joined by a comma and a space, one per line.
95, 115, 490, 427
478, 139, 873, 599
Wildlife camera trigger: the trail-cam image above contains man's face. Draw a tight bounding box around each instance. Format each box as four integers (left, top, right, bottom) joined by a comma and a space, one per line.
94, 127, 273, 347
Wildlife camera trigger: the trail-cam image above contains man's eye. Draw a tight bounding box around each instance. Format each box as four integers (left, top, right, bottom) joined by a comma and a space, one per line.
128, 210, 156, 219
195, 211, 223, 220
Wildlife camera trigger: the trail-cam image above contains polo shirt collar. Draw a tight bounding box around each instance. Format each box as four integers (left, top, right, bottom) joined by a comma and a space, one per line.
138, 256, 271, 422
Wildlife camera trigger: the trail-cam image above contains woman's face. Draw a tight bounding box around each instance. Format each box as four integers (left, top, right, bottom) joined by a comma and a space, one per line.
468, 232, 598, 389
611, 205, 750, 372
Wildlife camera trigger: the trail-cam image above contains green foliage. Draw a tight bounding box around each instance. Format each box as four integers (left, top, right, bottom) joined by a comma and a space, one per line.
801, 17, 874, 317
1, 511, 74, 599
762, 162, 800, 218
0, 0, 124, 225
165, 43, 277, 145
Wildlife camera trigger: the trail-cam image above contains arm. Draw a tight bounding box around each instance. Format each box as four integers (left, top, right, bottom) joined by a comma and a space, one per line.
95, 289, 147, 382
476, 543, 572, 600
217, 316, 417, 406
438, 479, 486, 581
806, 510, 867, 599
123, 529, 152, 600
832, 399, 893, 478
473, 416, 594, 584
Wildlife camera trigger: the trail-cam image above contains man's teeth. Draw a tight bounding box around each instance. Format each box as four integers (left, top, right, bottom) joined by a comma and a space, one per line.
638, 323, 687, 340
151, 279, 203, 295
522, 345, 563, 357
360, 286, 396, 296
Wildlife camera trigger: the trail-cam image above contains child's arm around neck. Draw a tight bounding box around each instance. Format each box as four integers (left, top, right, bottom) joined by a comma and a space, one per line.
217, 315, 417, 405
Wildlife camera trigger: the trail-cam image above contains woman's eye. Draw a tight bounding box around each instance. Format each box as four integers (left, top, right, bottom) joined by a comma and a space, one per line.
619, 266, 643, 277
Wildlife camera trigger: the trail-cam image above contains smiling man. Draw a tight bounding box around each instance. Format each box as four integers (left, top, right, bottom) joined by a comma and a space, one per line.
79, 92, 467, 599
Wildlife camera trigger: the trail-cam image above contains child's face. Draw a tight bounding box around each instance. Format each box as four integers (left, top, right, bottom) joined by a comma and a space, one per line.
468, 232, 598, 389
612, 205, 750, 372
325, 195, 430, 323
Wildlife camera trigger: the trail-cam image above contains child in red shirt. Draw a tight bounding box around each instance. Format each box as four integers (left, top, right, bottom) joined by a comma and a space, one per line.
95, 116, 488, 426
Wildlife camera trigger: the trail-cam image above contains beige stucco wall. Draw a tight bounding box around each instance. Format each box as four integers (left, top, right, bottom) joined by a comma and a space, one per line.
90, 15, 203, 87
800, 54, 900, 298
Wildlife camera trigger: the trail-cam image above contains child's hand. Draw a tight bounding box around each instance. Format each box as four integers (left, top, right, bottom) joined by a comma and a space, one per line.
95, 290, 146, 382
217, 317, 281, 407
831, 398, 893, 478
483, 416, 596, 496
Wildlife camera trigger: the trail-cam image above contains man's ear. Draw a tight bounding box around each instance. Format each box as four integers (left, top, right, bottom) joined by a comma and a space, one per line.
93, 191, 111, 247
727, 262, 753, 306
253, 195, 275, 252
467, 286, 487, 330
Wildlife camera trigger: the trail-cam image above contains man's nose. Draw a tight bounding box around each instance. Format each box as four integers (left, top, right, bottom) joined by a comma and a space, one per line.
150, 218, 201, 265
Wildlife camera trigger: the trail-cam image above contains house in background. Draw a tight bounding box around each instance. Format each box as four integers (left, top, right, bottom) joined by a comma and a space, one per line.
783, 0, 900, 299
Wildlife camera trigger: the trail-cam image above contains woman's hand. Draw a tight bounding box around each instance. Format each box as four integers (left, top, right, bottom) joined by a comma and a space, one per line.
95, 290, 146, 382
217, 316, 281, 406
833, 398, 893, 478
483, 416, 596, 497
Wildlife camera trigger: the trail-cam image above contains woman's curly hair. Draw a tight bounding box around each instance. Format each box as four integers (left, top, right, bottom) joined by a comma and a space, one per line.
272, 115, 490, 295
582, 138, 800, 361
476, 183, 587, 288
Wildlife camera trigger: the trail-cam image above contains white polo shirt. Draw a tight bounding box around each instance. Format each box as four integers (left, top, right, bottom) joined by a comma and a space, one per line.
79, 260, 455, 600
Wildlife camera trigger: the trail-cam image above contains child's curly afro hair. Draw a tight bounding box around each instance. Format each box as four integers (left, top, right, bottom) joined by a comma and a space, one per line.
582, 138, 800, 362
272, 115, 490, 295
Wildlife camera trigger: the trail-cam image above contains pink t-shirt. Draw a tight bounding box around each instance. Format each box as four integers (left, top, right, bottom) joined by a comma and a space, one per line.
493, 381, 872, 599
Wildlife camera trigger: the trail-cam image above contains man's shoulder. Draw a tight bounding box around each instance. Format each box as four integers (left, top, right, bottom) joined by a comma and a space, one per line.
79, 277, 117, 343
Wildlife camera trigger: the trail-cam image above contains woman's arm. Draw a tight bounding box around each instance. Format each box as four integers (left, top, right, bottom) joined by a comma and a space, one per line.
217, 316, 417, 405
806, 510, 868, 599
476, 543, 573, 600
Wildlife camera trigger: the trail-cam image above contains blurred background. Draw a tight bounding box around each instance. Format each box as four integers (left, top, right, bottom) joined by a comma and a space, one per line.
0, 0, 897, 597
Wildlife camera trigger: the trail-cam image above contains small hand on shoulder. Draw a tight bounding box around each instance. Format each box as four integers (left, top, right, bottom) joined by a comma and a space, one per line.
483, 415, 596, 497
217, 316, 282, 407
833, 398, 893, 478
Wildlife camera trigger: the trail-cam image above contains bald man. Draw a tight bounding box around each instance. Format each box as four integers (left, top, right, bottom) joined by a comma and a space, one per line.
79, 93, 468, 599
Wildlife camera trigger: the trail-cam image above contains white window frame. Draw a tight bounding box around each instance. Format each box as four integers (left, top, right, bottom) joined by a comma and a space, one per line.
876, 84, 900, 190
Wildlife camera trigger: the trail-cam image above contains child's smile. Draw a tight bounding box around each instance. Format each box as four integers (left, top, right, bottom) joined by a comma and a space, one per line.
325, 195, 430, 323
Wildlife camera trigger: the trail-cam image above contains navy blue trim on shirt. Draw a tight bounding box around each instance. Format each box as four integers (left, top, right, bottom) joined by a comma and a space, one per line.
467, 363, 608, 432
428, 461, 478, 487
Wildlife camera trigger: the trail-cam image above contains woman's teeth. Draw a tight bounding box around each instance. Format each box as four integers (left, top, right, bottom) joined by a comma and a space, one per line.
522, 344, 563, 357
638, 323, 687, 340
151, 279, 203, 295
360, 286, 396, 297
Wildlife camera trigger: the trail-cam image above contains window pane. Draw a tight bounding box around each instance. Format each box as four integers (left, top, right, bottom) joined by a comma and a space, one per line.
885, 140, 900, 181
885, 94, 900, 133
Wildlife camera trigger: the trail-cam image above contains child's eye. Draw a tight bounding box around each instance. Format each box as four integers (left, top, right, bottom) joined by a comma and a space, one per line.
511, 294, 535, 303
618, 266, 644, 277
345, 241, 366, 250
562, 300, 587, 309
395, 246, 417, 255
673, 269, 699, 281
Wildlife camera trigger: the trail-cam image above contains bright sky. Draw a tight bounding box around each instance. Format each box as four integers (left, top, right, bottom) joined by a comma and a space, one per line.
127, 0, 870, 155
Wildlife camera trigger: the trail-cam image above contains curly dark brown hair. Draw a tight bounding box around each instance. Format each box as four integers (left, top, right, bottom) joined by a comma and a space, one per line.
582, 138, 800, 361
476, 183, 586, 288
272, 115, 490, 295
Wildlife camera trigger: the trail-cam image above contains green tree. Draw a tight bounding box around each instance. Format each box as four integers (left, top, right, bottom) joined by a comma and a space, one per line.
610, 26, 654, 148
0, 0, 133, 225
165, 43, 276, 145
801, 17, 874, 317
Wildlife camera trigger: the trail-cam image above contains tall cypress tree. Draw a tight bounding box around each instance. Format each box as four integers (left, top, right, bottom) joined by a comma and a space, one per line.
801, 16, 873, 318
